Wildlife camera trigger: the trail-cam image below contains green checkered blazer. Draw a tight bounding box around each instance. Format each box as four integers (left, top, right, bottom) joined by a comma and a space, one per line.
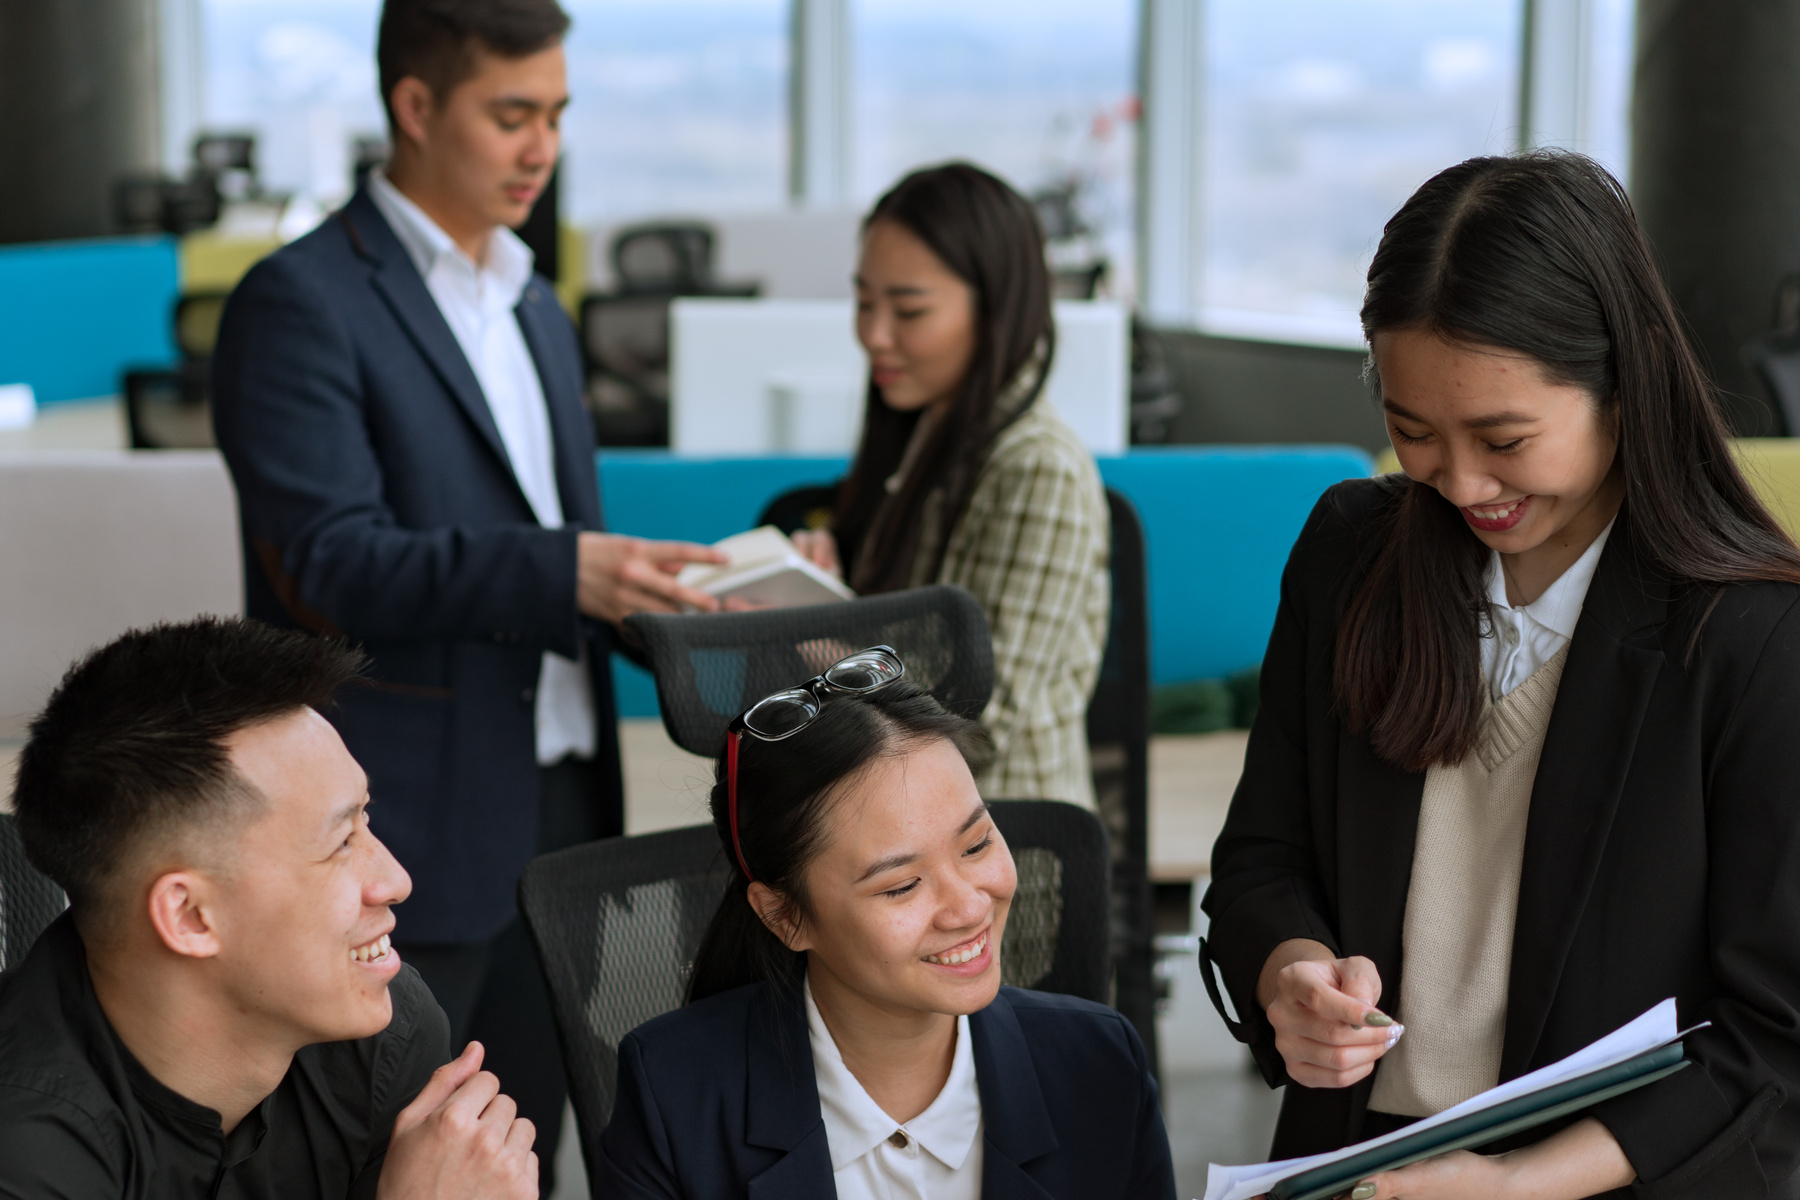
907, 401, 1111, 807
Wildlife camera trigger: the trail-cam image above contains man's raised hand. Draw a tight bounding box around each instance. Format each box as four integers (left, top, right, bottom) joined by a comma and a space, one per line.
378, 1042, 538, 1200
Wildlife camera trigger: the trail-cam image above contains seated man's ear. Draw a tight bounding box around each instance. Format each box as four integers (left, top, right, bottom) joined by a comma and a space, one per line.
747, 882, 811, 953
145, 872, 225, 960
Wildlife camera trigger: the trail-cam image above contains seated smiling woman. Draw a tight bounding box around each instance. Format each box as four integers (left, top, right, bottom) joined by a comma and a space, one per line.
593, 648, 1174, 1200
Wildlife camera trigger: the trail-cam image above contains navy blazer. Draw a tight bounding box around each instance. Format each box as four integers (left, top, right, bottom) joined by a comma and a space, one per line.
212, 188, 621, 945
595, 984, 1175, 1199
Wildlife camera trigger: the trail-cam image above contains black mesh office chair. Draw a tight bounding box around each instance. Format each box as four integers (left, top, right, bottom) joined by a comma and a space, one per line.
1743, 272, 1800, 435
579, 293, 676, 446
122, 290, 229, 450
580, 223, 761, 447
611, 223, 718, 295
1086, 489, 1156, 1070
621, 584, 996, 753
755, 483, 839, 536
1, 813, 67, 972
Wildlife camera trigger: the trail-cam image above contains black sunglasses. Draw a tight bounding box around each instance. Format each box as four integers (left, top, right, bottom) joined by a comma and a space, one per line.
729, 645, 907, 742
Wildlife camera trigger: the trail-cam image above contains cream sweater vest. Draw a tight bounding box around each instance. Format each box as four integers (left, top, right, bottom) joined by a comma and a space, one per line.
1368, 644, 1570, 1117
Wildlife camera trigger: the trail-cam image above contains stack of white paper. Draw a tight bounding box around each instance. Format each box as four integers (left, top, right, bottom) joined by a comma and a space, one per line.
1201, 998, 1682, 1200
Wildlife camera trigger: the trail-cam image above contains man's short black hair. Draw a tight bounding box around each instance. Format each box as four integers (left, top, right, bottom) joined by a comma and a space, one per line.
377, 0, 571, 129
12, 618, 366, 919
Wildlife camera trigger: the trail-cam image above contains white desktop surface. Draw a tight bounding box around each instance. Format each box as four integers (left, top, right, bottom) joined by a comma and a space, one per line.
669, 298, 1129, 455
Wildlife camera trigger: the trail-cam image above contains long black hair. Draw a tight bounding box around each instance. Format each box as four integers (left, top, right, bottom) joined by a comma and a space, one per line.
1338, 150, 1800, 772
833, 162, 1056, 594
685, 682, 992, 1003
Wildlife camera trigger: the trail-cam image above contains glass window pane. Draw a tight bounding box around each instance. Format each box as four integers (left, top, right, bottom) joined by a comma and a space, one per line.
200, 0, 786, 223
853, 0, 1138, 292
561, 0, 786, 224
1200, 0, 1523, 345
201, 0, 382, 204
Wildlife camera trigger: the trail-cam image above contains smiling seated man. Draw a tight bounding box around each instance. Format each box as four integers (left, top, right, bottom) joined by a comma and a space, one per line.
0, 618, 537, 1200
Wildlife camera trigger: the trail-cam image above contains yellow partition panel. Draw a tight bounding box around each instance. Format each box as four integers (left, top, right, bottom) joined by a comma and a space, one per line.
180, 231, 284, 292
557, 223, 586, 316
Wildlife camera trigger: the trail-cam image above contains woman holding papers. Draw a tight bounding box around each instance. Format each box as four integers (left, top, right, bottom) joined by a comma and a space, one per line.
1203, 151, 1800, 1198
594, 649, 1175, 1198
789, 163, 1111, 808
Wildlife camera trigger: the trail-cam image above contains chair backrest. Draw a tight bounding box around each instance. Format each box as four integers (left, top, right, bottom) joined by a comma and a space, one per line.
1085, 488, 1157, 1067
579, 293, 674, 382
755, 483, 839, 536
123, 366, 215, 450
611, 223, 717, 294
0, 813, 67, 972
622, 584, 996, 757
1744, 333, 1800, 436
518, 799, 1107, 1165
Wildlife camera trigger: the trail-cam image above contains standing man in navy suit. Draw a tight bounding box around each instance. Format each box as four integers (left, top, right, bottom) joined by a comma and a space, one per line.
211, 1, 724, 1187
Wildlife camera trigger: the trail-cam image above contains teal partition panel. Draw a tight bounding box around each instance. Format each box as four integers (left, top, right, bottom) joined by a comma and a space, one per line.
1095, 446, 1372, 682
596, 446, 1374, 719
0, 236, 180, 405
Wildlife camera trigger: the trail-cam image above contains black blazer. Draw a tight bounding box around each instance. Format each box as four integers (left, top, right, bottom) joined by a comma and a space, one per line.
212, 188, 621, 945
594, 983, 1175, 1199
1203, 478, 1800, 1199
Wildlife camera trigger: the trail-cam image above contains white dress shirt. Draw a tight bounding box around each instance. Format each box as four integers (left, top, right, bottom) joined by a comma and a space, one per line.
805, 976, 983, 1200
367, 169, 596, 764
1479, 518, 1614, 700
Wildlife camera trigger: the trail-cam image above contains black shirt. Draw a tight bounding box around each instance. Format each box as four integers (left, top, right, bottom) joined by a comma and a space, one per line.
0, 914, 448, 1200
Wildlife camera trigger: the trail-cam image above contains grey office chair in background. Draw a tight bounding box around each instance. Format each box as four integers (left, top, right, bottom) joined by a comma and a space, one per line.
0, 813, 67, 972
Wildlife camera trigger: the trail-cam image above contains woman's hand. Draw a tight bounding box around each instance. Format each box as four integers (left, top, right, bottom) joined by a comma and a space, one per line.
1339, 1117, 1634, 1200
791, 529, 843, 580
1258, 939, 1401, 1088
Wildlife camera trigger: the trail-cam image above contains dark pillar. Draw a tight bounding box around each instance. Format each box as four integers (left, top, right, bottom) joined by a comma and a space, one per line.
0, 0, 161, 244
1631, 0, 1800, 435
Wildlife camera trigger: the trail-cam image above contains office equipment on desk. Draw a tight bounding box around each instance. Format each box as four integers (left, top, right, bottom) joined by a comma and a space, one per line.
1204, 999, 1694, 1200
668, 298, 1130, 456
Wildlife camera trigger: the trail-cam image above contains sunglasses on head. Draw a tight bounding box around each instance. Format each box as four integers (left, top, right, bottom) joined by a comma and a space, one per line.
725, 646, 907, 882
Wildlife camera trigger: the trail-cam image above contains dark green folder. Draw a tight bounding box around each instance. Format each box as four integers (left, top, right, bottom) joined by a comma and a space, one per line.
1267, 1042, 1687, 1200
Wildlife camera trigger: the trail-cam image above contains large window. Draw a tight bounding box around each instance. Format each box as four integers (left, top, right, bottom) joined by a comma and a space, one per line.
853, 0, 1138, 293
201, 0, 383, 205
561, 0, 786, 224
198, 0, 787, 223
1198, 0, 1522, 346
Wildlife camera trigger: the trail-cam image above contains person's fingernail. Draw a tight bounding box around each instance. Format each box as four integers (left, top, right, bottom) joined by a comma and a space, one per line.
1363, 1011, 1394, 1027
1386, 1024, 1405, 1047
1351, 1182, 1377, 1200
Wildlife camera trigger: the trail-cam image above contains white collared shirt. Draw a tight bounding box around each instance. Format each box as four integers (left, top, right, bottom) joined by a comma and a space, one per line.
805, 976, 983, 1200
367, 169, 596, 764
1480, 519, 1615, 700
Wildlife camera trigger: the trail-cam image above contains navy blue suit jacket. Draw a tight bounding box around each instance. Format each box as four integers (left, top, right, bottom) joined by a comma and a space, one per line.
212, 188, 620, 945
596, 984, 1175, 1200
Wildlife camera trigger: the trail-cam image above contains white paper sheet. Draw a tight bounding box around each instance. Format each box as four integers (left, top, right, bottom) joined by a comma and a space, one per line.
1200, 998, 1680, 1200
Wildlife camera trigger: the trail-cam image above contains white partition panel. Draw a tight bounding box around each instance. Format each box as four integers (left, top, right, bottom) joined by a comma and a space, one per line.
670, 298, 1128, 455
0, 450, 241, 738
